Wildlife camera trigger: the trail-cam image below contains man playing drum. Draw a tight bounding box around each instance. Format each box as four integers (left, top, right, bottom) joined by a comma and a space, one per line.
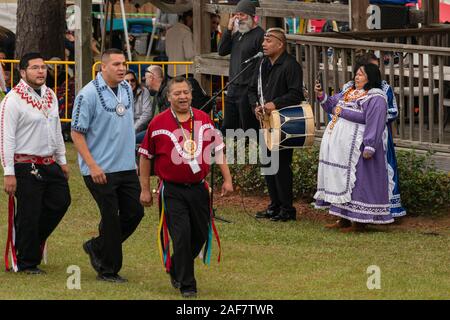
249, 28, 305, 222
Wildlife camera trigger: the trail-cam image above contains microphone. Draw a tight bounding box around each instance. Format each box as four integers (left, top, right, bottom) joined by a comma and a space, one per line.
242, 52, 264, 64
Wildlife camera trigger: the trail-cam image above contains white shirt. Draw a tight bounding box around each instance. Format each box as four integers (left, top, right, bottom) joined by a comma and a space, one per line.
165, 22, 195, 77
0, 79, 66, 176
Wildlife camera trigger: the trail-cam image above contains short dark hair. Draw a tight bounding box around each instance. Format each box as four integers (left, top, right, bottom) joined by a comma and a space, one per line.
166, 76, 192, 96
356, 63, 382, 91
19, 52, 44, 70
125, 70, 139, 84
353, 52, 379, 75
101, 48, 125, 62
180, 10, 193, 23
265, 27, 287, 46
125, 70, 137, 79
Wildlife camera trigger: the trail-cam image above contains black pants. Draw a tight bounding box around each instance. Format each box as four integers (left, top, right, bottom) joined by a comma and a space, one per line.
221, 84, 259, 134
263, 148, 296, 216
84, 170, 144, 275
163, 181, 210, 293
14, 163, 71, 270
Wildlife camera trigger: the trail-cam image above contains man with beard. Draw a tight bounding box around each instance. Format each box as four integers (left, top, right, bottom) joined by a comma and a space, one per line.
0, 52, 71, 274
71, 49, 144, 283
218, 0, 264, 134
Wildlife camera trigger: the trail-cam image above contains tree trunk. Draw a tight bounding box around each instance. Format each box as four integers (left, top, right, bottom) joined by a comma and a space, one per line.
15, 0, 65, 60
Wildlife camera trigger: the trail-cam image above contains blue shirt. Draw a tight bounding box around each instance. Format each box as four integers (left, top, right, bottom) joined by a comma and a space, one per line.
72, 73, 136, 176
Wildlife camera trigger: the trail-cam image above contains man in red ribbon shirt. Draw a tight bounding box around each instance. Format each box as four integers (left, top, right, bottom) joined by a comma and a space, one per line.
138, 77, 233, 298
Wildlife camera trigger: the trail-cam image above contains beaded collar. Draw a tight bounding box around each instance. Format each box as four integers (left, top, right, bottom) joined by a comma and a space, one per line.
14, 80, 53, 117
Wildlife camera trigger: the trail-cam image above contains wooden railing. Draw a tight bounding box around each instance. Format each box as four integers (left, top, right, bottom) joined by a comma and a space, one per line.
309, 25, 450, 44
287, 32, 450, 153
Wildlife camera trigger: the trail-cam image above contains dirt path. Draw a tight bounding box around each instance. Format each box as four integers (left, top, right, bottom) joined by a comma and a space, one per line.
214, 193, 450, 235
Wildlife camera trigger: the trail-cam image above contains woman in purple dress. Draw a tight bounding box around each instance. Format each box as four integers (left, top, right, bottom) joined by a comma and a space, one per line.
314, 64, 394, 232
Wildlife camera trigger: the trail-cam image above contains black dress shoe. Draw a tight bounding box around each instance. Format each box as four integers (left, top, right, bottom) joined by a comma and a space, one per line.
255, 209, 278, 219
83, 240, 102, 273
96, 274, 128, 283
270, 213, 292, 222
19, 267, 46, 275
181, 290, 197, 298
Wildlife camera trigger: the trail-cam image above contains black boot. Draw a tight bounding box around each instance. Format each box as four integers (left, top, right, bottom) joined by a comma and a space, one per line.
270, 213, 289, 222
270, 209, 296, 222
255, 209, 278, 219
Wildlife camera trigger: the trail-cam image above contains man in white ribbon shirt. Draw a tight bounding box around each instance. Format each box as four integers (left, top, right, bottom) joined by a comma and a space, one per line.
0, 52, 71, 274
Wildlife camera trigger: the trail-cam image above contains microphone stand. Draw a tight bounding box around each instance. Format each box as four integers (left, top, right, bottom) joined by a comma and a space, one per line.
199, 60, 257, 113
199, 59, 260, 224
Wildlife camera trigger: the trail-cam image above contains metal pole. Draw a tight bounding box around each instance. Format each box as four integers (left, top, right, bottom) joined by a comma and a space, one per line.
74, 0, 93, 93
119, 0, 132, 61
109, 0, 115, 48
146, 8, 161, 58
101, 0, 109, 53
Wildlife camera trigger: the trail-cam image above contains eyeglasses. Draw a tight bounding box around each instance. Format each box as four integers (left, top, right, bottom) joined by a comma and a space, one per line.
28, 65, 48, 71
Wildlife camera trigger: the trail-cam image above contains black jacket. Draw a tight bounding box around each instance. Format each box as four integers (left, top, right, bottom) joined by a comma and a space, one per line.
248, 51, 304, 110
218, 26, 265, 86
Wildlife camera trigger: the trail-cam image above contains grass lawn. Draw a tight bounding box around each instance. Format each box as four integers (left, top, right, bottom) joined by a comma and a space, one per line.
0, 144, 449, 300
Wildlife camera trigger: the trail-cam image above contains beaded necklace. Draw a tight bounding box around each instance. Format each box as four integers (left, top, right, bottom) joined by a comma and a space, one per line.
343, 88, 367, 102
328, 88, 367, 134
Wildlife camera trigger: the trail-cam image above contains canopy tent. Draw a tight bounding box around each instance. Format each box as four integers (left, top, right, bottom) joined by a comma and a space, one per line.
134, 0, 192, 14
89, 0, 192, 61
66, 0, 192, 13
0, 2, 17, 33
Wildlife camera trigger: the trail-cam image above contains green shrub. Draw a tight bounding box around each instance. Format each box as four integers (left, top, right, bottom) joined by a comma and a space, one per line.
213, 146, 320, 199
213, 146, 449, 216
292, 146, 320, 200
395, 150, 450, 216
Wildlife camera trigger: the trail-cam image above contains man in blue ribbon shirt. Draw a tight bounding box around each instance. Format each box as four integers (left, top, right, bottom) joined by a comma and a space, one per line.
71, 49, 144, 283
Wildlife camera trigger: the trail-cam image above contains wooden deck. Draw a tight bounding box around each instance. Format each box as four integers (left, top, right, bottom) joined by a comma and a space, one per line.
192, 0, 449, 171
195, 54, 450, 171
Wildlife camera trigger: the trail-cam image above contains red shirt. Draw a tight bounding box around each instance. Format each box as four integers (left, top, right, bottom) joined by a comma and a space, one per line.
138, 108, 224, 184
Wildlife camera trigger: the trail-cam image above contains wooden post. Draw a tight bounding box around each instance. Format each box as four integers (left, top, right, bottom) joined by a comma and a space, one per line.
423, 0, 440, 25
423, 0, 430, 25
193, 0, 211, 88
428, 0, 439, 24
75, 0, 93, 93
349, 0, 369, 32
